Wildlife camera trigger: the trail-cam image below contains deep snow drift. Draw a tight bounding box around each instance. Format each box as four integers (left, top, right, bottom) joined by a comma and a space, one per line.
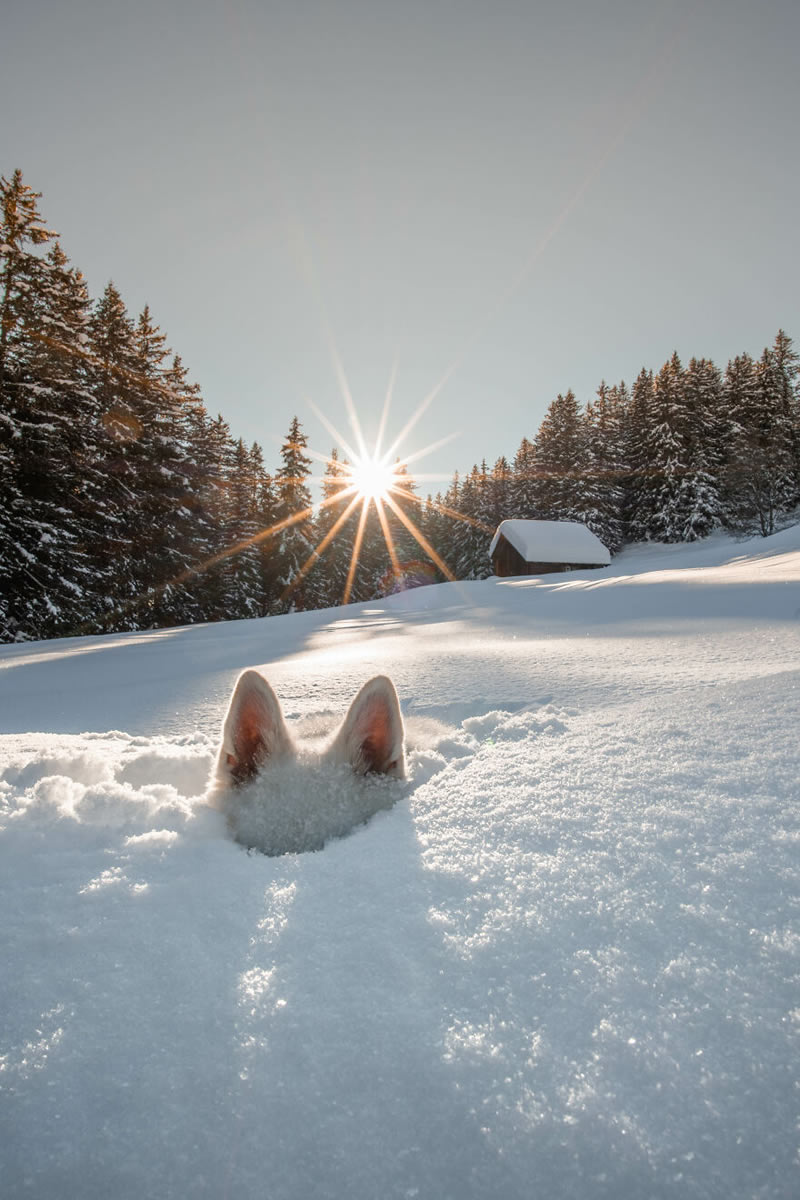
1, 528, 799, 1199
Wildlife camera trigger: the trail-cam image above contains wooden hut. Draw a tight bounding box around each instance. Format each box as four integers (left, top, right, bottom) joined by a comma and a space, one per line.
489, 519, 611, 577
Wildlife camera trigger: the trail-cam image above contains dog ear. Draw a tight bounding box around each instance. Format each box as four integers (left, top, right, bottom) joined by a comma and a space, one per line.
219, 670, 294, 786
329, 675, 405, 777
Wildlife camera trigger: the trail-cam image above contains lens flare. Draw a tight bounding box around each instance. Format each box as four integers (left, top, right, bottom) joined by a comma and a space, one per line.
347, 454, 398, 503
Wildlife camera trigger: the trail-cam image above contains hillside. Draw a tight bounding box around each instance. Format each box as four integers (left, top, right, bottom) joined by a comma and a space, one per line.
1, 527, 799, 1199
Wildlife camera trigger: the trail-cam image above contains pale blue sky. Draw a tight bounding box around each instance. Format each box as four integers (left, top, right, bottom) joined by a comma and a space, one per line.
3, 0, 798, 490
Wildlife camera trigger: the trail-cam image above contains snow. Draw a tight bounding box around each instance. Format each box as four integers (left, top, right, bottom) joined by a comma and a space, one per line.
489, 518, 612, 565
1, 527, 799, 1199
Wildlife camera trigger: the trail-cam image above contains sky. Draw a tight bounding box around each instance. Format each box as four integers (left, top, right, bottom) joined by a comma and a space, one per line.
2, 0, 799, 493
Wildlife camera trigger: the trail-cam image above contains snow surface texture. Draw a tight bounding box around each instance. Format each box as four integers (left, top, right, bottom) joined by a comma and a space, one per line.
1, 528, 799, 1199
489, 517, 612, 563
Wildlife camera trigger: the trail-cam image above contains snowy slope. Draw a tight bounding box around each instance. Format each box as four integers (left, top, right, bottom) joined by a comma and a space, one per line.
1, 528, 799, 1200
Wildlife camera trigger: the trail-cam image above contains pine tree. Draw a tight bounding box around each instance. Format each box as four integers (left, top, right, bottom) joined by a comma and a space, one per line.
760, 330, 800, 510
129, 305, 200, 627
223, 438, 265, 619
510, 436, 538, 518
378, 460, 423, 592
0, 169, 57, 393
626, 368, 656, 542
307, 448, 355, 608
584, 381, 626, 551
487, 456, 512, 528
252, 443, 279, 614
532, 390, 594, 525
451, 464, 493, 579
272, 416, 314, 611
723, 336, 799, 535
0, 180, 97, 638
680, 357, 723, 540
424, 473, 462, 583
87, 281, 141, 625
184, 410, 236, 620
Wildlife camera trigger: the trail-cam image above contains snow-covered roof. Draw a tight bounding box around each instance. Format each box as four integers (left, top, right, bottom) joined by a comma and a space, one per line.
489, 519, 611, 565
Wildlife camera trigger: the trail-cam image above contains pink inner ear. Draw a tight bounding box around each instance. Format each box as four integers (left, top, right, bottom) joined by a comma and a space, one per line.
231, 705, 268, 780
358, 700, 393, 772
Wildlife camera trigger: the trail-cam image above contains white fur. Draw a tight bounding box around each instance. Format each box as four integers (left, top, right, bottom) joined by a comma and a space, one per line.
208, 673, 406, 855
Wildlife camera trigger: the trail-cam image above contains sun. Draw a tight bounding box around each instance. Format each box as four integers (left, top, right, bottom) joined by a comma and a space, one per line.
347, 454, 398, 503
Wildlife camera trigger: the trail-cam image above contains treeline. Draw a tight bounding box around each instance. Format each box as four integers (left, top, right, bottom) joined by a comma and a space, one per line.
434, 333, 800, 579
1, 169, 799, 642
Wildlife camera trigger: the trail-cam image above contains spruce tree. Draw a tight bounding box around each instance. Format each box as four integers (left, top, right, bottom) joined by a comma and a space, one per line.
510, 436, 538, 518
223, 438, 265, 619
87, 282, 141, 625
307, 448, 355, 608
724, 336, 799, 535
0, 169, 57, 393
272, 416, 314, 611
680, 357, 723, 540
532, 390, 595, 527
626, 368, 657, 542
0, 180, 95, 638
584, 381, 626, 551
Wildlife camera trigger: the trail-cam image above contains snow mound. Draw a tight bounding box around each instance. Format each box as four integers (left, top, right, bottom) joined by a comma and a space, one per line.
0, 734, 215, 836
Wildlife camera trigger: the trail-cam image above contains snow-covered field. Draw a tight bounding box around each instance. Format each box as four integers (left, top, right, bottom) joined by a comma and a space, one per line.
1, 528, 799, 1199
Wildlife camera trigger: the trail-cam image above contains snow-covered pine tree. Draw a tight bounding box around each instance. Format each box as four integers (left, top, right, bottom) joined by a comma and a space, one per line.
451, 464, 493, 579
0, 170, 57, 394
510, 436, 538, 519
378, 460, 423, 592
625, 368, 656, 542
252, 443, 279, 614
0, 180, 103, 639
272, 416, 314, 612
648, 353, 690, 542
723, 336, 799, 535
759, 330, 800, 511
184, 411, 236, 620
129, 305, 199, 628
532, 389, 597, 527
222, 438, 265, 619
309, 448, 357, 608
87, 281, 142, 626
423, 472, 462, 582
13, 242, 110, 636
680, 357, 723, 540
772, 329, 800, 506
625, 357, 690, 543
584, 381, 626, 551
487, 456, 512, 530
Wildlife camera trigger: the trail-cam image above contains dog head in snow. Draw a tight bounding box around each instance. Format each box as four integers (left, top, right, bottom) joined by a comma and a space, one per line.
209, 671, 406, 855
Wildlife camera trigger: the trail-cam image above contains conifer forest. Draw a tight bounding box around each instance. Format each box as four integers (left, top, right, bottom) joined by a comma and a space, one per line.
1, 170, 799, 643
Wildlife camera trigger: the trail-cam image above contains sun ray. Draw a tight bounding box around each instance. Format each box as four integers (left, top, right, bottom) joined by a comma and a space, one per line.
342, 499, 371, 606
163, 485, 360, 597
302, 442, 353, 470
382, 491, 456, 582
374, 361, 397, 461
397, 487, 496, 535
326, 332, 368, 461
309, 399, 360, 466
279, 490, 363, 607
373, 496, 402, 581
394, 430, 461, 472
381, 363, 456, 465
